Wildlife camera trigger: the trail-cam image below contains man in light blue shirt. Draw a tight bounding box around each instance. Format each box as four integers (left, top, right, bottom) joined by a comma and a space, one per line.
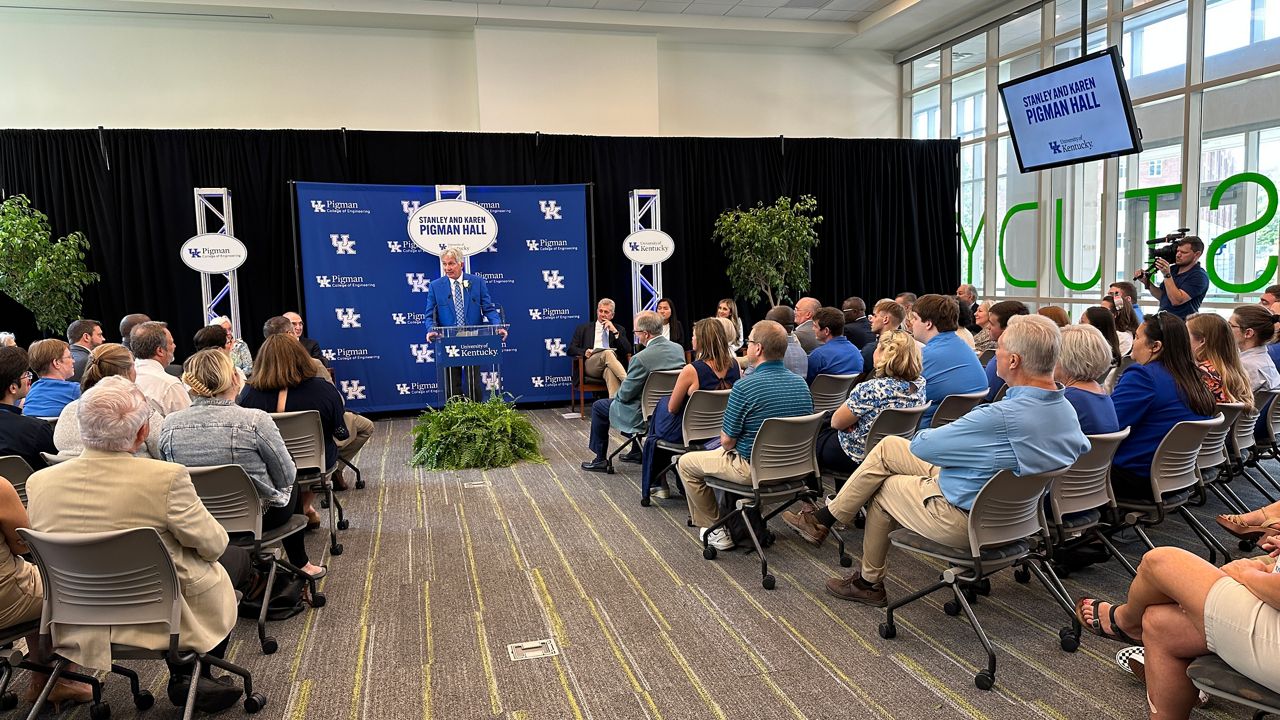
911, 294, 987, 426
782, 314, 1088, 607
805, 307, 863, 383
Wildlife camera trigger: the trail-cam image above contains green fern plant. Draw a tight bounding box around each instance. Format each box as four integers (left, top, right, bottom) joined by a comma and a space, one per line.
410, 395, 545, 470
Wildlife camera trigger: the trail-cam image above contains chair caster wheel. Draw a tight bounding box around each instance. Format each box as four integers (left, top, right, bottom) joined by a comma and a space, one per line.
1013, 567, 1031, 583
261, 637, 278, 654
943, 600, 961, 616
355, 480, 366, 489
974, 671, 995, 691
703, 546, 717, 560
89, 701, 112, 720
331, 544, 344, 556
133, 690, 154, 711
975, 578, 991, 595
878, 623, 896, 640
0, 691, 16, 711
606, 466, 615, 475
1058, 628, 1079, 653
962, 587, 978, 602
641, 496, 651, 507
839, 555, 853, 568
311, 592, 327, 608
338, 519, 350, 530
244, 692, 268, 713
762, 574, 776, 590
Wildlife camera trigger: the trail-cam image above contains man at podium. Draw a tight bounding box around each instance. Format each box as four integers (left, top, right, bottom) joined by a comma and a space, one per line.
424, 246, 507, 400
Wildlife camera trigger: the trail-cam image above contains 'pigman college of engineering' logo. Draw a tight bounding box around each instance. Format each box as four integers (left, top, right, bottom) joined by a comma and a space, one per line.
330, 234, 356, 255
339, 380, 366, 400
539, 200, 562, 220
541, 270, 565, 289
406, 273, 431, 293
315, 274, 373, 290
396, 381, 438, 396
481, 372, 502, 391
386, 241, 425, 253
310, 199, 369, 215
335, 308, 361, 328
391, 311, 427, 326
544, 338, 567, 357
409, 344, 435, 364
525, 238, 577, 252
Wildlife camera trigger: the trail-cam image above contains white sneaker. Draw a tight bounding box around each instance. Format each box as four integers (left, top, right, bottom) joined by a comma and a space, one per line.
700, 527, 735, 550
654, 486, 670, 500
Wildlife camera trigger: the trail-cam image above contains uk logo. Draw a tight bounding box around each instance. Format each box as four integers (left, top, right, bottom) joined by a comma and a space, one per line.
1049, 141, 1062, 154
335, 308, 361, 328
310, 200, 326, 213
481, 372, 501, 392
409, 344, 435, 363
392, 313, 407, 325
188, 248, 202, 258
401, 200, 422, 216
542, 270, 565, 289
528, 309, 542, 320
331, 234, 356, 255
387, 241, 403, 253
322, 349, 337, 361
539, 200, 562, 220
315, 276, 332, 288
531, 376, 545, 388
526, 240, 540, 251
339, 380, 367, 400
445, 346, 461, 359
396, 383, 411, 395
544, 338, 567, 357
406, 273, 431, 293
629, 241, 640, 252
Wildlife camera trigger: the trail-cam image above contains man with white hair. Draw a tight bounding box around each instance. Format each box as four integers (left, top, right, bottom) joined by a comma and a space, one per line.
783, 314, 1089, 607
956, 284, 981, 334
793, 297, 821, 354
568, 298, 632, 397
423, 246, 506, 400
26, 376, 252, 713
208, 316, 253, 376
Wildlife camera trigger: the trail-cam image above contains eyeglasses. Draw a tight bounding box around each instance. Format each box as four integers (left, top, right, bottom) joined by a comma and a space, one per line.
746, 338, 760, 346
1228, 321, 1243, 330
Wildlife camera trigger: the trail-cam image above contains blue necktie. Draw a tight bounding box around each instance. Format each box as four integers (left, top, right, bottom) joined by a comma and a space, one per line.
601, 323, 609, 349
452, 280, 465, 327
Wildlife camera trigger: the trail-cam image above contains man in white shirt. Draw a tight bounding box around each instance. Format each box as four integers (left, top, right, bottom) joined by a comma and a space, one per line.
130, 321, 191, 416
568, 299, 633, 396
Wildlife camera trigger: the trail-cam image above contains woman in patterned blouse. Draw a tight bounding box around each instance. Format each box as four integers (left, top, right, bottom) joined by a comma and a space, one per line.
1187, 313, 1253, 409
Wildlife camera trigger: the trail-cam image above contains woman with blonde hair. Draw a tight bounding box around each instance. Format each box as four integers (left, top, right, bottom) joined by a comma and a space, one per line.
1187, 313, 1253, 409
53, 343, 164, 458
1055, 325, 1120, 435
716, 299, 744, 353
972, 301, 995, 354
812, 329, 928, 477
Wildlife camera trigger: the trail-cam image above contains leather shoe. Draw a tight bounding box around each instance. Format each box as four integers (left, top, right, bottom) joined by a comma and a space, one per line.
619, 449, 643, 464
580, 459, 609, 473
781, 509, 829, 546
824, 571, 887, 607
168, 674, 242, 713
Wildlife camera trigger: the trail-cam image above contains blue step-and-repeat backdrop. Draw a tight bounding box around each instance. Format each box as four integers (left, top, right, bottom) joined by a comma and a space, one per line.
295, 182, 589, 413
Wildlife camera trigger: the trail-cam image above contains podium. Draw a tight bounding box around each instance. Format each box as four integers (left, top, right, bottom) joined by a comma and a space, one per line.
434, 324, 508, 403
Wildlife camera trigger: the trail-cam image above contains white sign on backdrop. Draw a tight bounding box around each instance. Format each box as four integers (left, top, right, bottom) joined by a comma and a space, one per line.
622, 229, 675, 264
406, 199, 499, 256
180, 233, 248, 274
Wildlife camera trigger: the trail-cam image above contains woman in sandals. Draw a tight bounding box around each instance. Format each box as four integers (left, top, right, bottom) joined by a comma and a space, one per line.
1075, 545, 1280, 719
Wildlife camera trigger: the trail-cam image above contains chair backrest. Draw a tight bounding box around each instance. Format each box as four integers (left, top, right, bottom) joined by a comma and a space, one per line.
188, 465, 263, 538
270, 410, 326, 474
967, 466, 1070, 557
1236, 390, 1276, 455
0, 455, 33, 505
978, 349, 995, 366
748, 412, 825, 488
930, 391, 987, 427
809, 374, 857, 414
1256, 390, 1280, 448
991, 384, 1009, 402
679, 390, 731, 446
1199, 403, 1245, 470
19, 527, 180, 634
1049, 428, 1130, 524
862, 405, 928, 457
39, 452, 71, 466
1149, 414, 1225, 497
641, 370, 682, 423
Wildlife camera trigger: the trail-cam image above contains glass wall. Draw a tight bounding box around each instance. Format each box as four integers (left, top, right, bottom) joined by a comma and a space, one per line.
903, 0, 1280, 314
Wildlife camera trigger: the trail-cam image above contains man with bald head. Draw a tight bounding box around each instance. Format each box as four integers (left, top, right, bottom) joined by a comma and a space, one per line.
676, 320, 814, 550
793, 297, 821, 353
764, 306, 808, 378
283, 311, 329, 368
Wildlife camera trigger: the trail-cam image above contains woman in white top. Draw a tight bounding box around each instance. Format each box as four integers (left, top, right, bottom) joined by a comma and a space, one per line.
1232, 305, 1280, 393
716, 298, 744, 354
54, 343, 163, 458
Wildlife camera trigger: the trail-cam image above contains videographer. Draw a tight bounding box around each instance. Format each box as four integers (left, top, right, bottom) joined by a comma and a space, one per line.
1133, 235, 1208, 320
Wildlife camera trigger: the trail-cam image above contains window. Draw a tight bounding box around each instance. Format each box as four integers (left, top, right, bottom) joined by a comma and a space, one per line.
997, 51, 1041, 132
1204, 0, 1280, 80
999, 8, 1042, 56
1146, 160, 1163, 177
995, 137, 1041, 295
950, 70, 986, 140
912, 51, 940, 88
950, 34, 986, 76
1119, 96, 1186, 286
1055, 0, 1108, 37
959, 142, 986, 290
911, 87, 940, 139
1122, 1, 1188, 97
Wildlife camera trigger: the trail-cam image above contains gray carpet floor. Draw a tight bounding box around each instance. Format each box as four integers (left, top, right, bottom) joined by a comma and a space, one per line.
11, 410, 1273, 720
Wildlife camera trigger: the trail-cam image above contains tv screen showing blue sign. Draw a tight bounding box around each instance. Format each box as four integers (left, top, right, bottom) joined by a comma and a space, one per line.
295, 182, 589, 413
998, 46, 1142, 173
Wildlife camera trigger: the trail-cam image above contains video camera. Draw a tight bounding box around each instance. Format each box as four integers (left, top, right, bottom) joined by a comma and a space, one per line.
1142, 227, 1191, 282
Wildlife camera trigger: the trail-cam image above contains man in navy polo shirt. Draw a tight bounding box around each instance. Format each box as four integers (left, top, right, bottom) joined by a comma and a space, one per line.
806, 307, 862, 383
1135, 235, 1209, 320
911, 294, 987, 427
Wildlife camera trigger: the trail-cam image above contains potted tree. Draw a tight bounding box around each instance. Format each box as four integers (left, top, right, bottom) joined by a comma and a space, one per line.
713, 195, 822, 307
0, 195, 98, 335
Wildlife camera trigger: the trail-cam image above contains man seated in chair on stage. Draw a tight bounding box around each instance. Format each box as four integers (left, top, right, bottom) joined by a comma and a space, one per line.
568, 298, 632, 397
676, 320, 813, 550
424, 246, 507, 401
581, 311, 684, 473
782, 314, 1089, 606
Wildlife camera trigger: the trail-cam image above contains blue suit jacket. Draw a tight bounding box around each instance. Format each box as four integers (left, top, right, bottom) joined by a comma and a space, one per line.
423, 272, 502, 333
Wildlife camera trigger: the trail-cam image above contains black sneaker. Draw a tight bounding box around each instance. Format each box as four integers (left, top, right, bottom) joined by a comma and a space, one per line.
168, 675, 242, 714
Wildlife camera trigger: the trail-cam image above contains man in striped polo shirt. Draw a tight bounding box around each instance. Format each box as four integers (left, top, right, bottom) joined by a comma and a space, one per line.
677, 320, 813, 550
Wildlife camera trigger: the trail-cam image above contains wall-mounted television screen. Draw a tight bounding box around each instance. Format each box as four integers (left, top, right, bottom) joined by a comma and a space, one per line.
998, 46, 1142, 173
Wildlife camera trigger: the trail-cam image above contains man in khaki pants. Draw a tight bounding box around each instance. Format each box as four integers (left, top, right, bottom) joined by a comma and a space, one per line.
568, 299, 633, 397
782, 315, 1089, 606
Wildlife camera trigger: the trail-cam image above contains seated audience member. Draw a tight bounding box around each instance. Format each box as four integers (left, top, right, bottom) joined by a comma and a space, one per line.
284, 311, 329, 368
0, 334, 14, 348
862, 300, 907, 370
1037, 306, 1071, 328
27, 376, 253, 713
160, 349, 324, 579
1076, 546, 1280, 720
131, 321, 190, 416
841, 297, 876, 349
641, 319, 739, 497
22, 340, 80, 418
209, 316, 253, 377
239, 334, 349, 527
54, 343, 163, 459
193, 326, 245, 381
118, 313, 150, 351
1216, 499, 1280, 541
793, 297, 821, 354
894, 292, 917, 318
0, 347, 57, 469
581, 311, 684, 473
655, 298, 688, 351
981, 300, 1030, 401
911, 294, 988, 426
816, 329, 926, 476
66, 319, 104, 383
784, 315, 1088, 605
1110, 314, 1217, 500
1056, 325, 1120, 435
264, 316, 327, 380
972, 301, 996, 354
568, 298, 632, 397
762, 306, 808, 379
716, 299, 744, 354
1107, 293, 1140, 357
806, 307, 863, 383
1232, 305, 1280, 394
1187, 313, 1253, 406
1259, 285, 1280, 370
677, 321, 812, 549
1081, 306, 1123, 368
952, 297, 977, 350
1109, 281, 1145, 324
957, 284, 981, 334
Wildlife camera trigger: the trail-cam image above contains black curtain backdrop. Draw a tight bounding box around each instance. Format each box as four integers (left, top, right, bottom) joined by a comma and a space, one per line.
0, 129, 958, 358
